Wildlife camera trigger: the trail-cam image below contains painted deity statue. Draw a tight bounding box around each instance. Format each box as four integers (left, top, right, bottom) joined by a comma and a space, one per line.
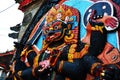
9, 0, 120, 80
31, 1, 120, 80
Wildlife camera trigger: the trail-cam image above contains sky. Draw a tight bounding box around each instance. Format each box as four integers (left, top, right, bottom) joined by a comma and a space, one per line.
0, 0, 24, 53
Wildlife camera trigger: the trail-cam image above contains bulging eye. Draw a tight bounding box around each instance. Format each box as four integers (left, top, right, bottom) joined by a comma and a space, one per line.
102, 5, 106, 10
54, 26, 58, 30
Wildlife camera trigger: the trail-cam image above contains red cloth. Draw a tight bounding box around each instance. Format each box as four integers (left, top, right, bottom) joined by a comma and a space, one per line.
18, 0, 32, 11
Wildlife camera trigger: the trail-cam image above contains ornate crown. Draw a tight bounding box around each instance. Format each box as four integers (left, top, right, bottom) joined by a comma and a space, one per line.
46, 5, 73, 23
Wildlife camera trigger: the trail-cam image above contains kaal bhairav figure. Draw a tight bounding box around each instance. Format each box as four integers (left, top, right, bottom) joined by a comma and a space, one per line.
7, 0, 120, 80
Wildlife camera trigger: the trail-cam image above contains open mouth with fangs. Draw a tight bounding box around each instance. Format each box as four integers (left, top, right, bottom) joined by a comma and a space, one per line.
45, 31, 61, 42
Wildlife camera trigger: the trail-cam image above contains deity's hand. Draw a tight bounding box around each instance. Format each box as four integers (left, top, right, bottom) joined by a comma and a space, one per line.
38, 60, 50, 72
94, 64, 120, 80
34, 60, 52, 77
96, 16, 119, 31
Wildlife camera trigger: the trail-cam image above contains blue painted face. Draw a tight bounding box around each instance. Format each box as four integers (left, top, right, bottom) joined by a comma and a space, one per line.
83, 1, 113, 26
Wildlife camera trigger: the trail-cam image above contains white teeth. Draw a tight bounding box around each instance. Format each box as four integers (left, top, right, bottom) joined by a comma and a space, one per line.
104, 12, 108, 16
93, 16, 96, 19
97, 16, 99, 18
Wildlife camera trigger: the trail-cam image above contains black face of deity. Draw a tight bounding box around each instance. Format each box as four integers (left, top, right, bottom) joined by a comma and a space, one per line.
43, 20, 67, 42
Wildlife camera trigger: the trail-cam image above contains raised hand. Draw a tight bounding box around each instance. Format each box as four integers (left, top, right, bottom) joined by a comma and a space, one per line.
89, 10, 119, 31
96, 16, 119, 31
